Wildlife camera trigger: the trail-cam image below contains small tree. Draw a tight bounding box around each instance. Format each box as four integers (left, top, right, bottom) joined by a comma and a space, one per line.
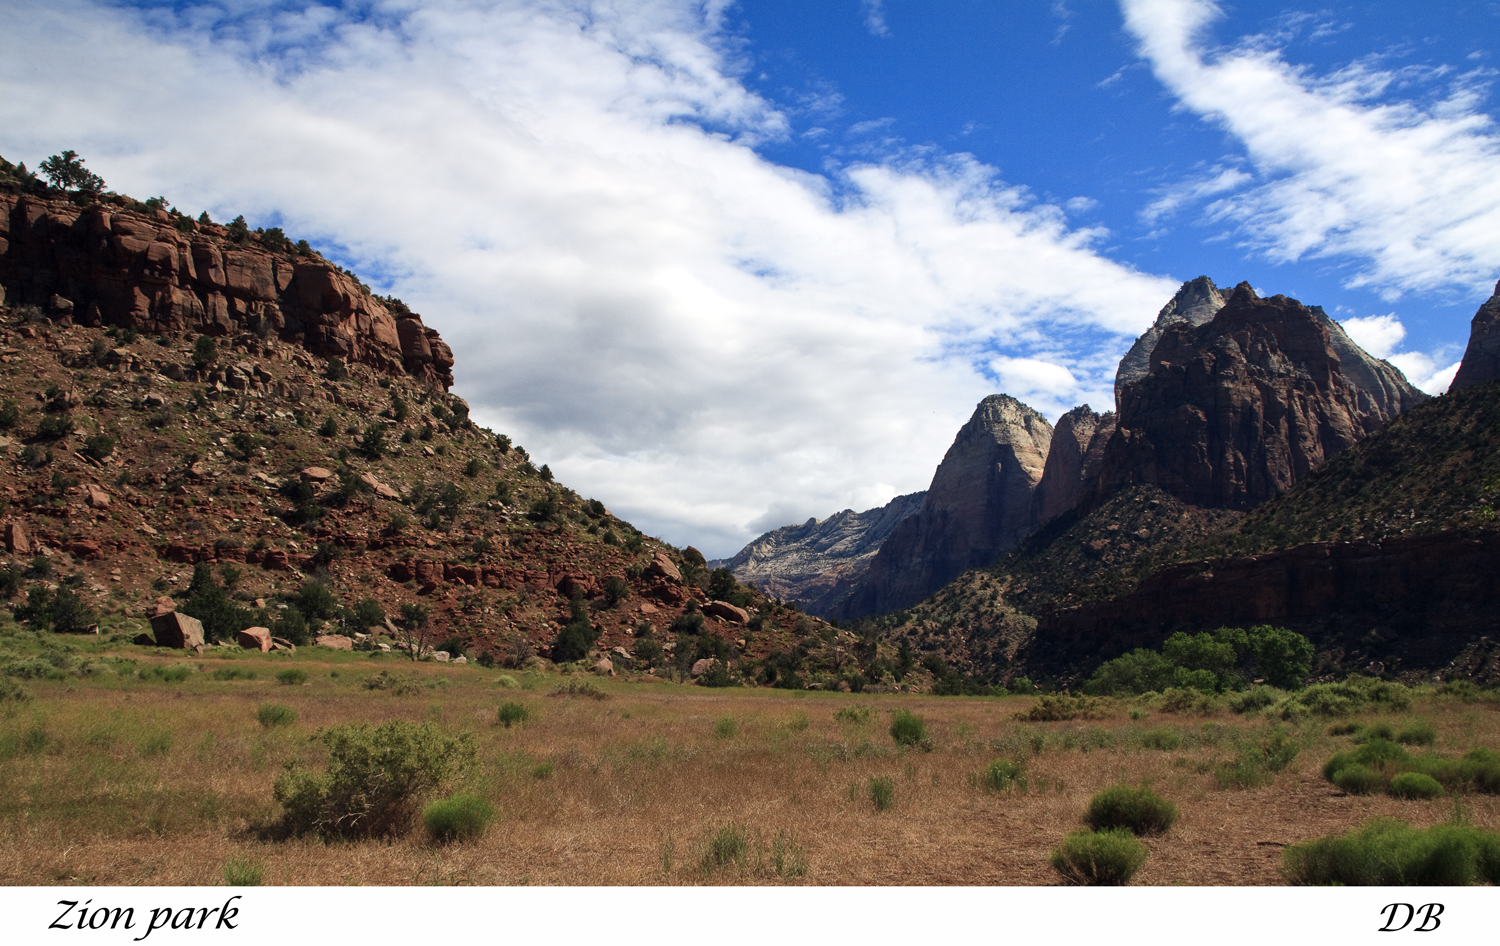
39, 151, 105, 194
397, 602, 434, 660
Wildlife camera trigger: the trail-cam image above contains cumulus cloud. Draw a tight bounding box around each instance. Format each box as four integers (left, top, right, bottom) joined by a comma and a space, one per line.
1340, 313, 1460, 394
0, 0, 1177, 555
1122, 0, 1500, 298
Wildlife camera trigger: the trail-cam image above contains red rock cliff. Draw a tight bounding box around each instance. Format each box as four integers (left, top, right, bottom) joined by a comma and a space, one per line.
0, 191, 454, 388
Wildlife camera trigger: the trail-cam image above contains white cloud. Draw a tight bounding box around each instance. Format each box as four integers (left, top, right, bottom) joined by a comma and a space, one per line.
861, 0, 890, 39
1340, 313, 1459, 394
0, 0, 1177, 556
1140, 164, 1252, 224
1122, 0, 1500, 298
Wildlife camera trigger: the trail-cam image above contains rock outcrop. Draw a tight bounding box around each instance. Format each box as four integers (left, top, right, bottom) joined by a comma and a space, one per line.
1449, 280, 1500, 393
711, 491, 925, 613
1092, 283, 1427, 510
0, 189, 453, 387
1031, 405, 1114, 525
832, 395, 1052, 619
1115, 276, 1226, 405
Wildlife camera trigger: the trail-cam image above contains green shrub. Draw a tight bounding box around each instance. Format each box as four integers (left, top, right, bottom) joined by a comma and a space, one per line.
1229, 685, 1283, 714
275, 668, 307, 686
1355, 722, 1395, 743
422, 793, 495, 843
1015, 692, 1105, 721
834, 704, 873, 724
496, 702, 530, 728
256, 703, 298, 728
1140, 727, 1182, 751
1389, 772, 1445, 800
888, 709, 927, 748
495, 674, 520, 690
1332, 764, 1384, 795
700, 823, 749, 871
1397, 720, 1438, 747
221, 856, 264, 886
713, 716, 738, 739
1276, 677, 1411, 719
1084, 785, 1177, 836
868, 776, 896, 813
531, 761, 554, 780
1284, 819, 1500, 885
212, 666, 257, 681
1050, 828, 1149, 885
981, 759, 1026, 794
0, 678, 31, 703
273, 720, 475, 839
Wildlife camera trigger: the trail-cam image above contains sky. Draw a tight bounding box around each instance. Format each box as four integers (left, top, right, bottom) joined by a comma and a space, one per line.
1, 0, 1497, 557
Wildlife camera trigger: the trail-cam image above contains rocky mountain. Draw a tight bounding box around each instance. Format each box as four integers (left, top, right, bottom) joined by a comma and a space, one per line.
1113, 275, 1226, 404
1449, 280, 1500, 392
1031, 404, 1114, 525
830, 394, 1052, 619
707, 490, 924, 613
1092, 282, 1427, 510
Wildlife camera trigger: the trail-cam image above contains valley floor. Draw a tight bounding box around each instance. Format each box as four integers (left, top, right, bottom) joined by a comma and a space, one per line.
2, 640, 1497, 886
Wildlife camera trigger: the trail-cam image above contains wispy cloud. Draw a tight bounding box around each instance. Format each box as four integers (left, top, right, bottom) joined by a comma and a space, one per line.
1122, 0, 1500, 299
861, 0, 890, 39
1140, 163, 1253, 224
0, 0, 1176, 556
1339, 313, 1461, 394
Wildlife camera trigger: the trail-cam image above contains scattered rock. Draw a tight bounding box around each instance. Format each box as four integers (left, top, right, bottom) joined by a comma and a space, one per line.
691, 657, 715, 677
592, 656, 614, 676
237, 626, 273, 652
314, 633, 352, 650
148, 596, 177, 618
301, 466, 334, 481
646, 551, 682, 583
433, 651, 450, 662
270, 637, 297, 652
703, 600, 749, 624
359, 471, 401, 499
84, 484, 111, 508
3, 521, 28, 554
149, 611, 205, 649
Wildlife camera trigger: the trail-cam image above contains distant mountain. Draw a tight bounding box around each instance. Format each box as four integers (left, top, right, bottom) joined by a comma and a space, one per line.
709, 491, 925, 613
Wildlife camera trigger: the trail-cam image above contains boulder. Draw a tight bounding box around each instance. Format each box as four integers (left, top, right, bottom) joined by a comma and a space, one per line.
452, 655, 466, 665
359, 471, 401, 499
433, 651, 450, 662
314, 634, 353, 651
592, 656, 614, 676
149, 611, 205, 649
638, 602, 659, 614
301, 466, 334, 481
645, 551, 682, 583
84, 484, 111, 508
3, 521, 28, 554
691, 657, 715, 677
132, 632, 155, 646
237, 626, 273, 652
271, 637, 296, 652
703, 600, 750, 625
147, 596, 177, 618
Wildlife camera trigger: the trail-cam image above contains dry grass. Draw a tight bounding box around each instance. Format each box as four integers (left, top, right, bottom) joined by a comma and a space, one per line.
3, 647, 1500, 885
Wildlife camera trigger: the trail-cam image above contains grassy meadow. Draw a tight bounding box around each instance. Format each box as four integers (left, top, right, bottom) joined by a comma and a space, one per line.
3, 632, 1500, 886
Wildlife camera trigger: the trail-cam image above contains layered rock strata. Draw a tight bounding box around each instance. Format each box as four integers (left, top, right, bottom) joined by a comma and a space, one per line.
1449, 280, 1500, 392
1031, 404, 1115, 525
832, 395, 1052, 618
711, 491, 926, 613
1114, 276, 1226, 405
0, 190, 454, 387
1093, 283, 1426, 510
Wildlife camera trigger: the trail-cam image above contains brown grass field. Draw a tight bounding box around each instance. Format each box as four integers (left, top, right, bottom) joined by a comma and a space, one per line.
3, 643, 1499, 887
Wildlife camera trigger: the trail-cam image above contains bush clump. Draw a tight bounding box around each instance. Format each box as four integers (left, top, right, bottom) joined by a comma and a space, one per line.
889, 709, 928, 748
1050, 828, 1149, 885
980, 759, 1026, 794
868, 775, 896, 812
256, 703, 298, 728
273, 720, 475, 839
275, 668, 307, 686
1274, 677, 1412, 720
1323, 740, 1500, 797
1084, 624, 1313, 696
1389, 772, 1445, 800
1283, 819, 1500, 885
1084, 785, 1178, 836
496, 702, 530, 728
1014, 692, 1106, 722
422, 793, 495, 843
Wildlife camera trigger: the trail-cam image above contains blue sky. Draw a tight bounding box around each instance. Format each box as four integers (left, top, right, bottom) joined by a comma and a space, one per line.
1, 0, 1497, 556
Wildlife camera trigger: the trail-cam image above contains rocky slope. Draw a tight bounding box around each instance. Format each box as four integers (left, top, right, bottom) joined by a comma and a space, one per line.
1092, 282, 1427, 510
830, 394, 1052, 620
1114, 275, 1225, 404
708, 490, 924, 613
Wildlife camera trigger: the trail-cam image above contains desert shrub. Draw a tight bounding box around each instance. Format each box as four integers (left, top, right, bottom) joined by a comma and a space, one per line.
178, 563, 253, 644
1389, 772, 1445, 800
1084, 785, 1177, 836
980, 758, 1026, 794
256, 703, 298, 728
1229, 685, 1283, 714
273, 720, 475, 839
1139, 727, 1182, 751
1275, 677, 1411, 720
714, 716, 738, 739
221, 856, 264, 886
495, 674, 520, 690
1283, 819, 1500, 886
363, 670, 421, 696
551, 595, 598, 663
550, 680, 608, 700
1355, 722, 1396, 743
275, 668, 307, 686
868, 775, 896, 812
889, 709, 928, 748
700, 823, 749, 871
1397, 720, 1438, 747
0, 679, 31, 703
14, 585, 97, 634
1217, 725, 1302, 790
422, 793, 495, 843
1014, 692, 1106, 722
496, 702, 530, 728
1332, 763, 1384, 795
834, 705, 873, 724
1050, 828, 1149, 886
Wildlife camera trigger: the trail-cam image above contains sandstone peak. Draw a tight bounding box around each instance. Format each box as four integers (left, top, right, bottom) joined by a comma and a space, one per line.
1114, 275, 1226, 407
1448, 280, 1500, 393
1032, 403, 1115, 525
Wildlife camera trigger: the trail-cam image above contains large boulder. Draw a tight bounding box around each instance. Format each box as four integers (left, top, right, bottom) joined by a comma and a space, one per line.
314, 633, 352, 650
150, 611, 205, 649
237, 626, 273, 652
3, 521, 28, 554
703, 600, 749, 625
645, 551, 682, 583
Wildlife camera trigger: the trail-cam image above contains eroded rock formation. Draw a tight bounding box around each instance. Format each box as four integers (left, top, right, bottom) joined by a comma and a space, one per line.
1031, 404, 1115, 525
832, 395, 1052, 618
1114, 276, 1226, 405
1449, 280, 1500, 393
0, 191, 453, 387
1093, 283, 1426, 510
712, 491, 926, 613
